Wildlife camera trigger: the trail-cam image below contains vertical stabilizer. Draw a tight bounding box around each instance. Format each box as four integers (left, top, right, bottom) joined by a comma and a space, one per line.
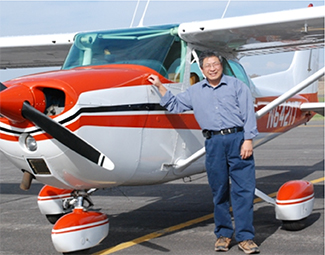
252, 49, 320, 96
288, 49, 319, 94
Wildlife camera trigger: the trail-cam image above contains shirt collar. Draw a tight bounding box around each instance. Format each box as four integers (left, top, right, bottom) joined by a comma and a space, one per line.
201, 74, 228, 88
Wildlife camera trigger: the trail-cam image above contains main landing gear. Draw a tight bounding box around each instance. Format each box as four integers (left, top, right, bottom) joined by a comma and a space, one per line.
275, 180, 314, 231
37, 185, 109, 253
255, 179, 315, 231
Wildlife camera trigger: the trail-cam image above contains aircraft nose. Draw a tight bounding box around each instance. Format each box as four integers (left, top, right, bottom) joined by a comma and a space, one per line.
0, 84, 46, 123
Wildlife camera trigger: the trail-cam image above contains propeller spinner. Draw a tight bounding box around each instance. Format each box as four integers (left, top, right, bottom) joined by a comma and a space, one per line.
0, 84, 114, 171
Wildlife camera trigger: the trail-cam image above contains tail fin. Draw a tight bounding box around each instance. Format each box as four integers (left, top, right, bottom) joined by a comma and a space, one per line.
252, 49, 320, 96
288, 49, 319, 94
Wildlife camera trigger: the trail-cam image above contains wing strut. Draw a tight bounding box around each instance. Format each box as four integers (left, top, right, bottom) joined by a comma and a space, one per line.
255, 67, 325, 119
173, 147, 206, 172
255, 188, 276, 205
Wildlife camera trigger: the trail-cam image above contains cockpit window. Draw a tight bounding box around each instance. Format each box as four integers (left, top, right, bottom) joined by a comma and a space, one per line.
228, 60, 250, 87
62, 25, 185, 81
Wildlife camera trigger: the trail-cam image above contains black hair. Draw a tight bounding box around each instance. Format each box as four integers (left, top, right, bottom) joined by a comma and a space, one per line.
198, 50, 223, 68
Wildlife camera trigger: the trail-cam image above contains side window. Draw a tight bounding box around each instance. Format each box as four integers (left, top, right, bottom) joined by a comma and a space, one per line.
190, 50, 203, 83
228, 60, 250, 87
222, 58, 235, 77
165, 38, 186, 83
179, 50, 250, 88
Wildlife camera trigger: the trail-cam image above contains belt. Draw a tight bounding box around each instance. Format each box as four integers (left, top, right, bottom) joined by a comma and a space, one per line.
202, 127, 243, 139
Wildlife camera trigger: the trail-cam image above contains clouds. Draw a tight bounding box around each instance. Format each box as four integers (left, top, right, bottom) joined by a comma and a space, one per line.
241, 52, 294, 76
265, 61, 289, 71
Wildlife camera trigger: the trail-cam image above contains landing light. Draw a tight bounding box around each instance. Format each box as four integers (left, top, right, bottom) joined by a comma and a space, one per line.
25, 135, 37, 152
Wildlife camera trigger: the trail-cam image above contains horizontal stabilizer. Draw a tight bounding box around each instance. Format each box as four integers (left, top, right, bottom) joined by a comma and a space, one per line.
300, 102, 325, 116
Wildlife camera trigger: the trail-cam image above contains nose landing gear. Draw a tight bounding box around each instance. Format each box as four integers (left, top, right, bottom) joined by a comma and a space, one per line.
38, 185, 109, 253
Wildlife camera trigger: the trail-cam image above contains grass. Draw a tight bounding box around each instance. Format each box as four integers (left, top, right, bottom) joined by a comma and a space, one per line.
311, 114, 324, 121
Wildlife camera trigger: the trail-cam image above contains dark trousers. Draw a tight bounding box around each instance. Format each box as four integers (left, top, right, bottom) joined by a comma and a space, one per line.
205, 131, 255, 242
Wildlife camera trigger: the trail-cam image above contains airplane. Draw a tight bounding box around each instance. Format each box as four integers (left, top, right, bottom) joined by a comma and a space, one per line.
0, 3, 324, 253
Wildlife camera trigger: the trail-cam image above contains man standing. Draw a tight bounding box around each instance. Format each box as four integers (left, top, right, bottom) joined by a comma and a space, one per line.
148, 51, 260, 254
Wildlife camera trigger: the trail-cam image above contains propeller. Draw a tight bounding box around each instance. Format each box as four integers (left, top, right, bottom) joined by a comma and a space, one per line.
0, 84, 114, 171
21, 102, 114, 171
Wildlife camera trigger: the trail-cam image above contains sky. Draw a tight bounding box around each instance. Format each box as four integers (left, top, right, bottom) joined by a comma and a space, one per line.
0, 0, 324, 81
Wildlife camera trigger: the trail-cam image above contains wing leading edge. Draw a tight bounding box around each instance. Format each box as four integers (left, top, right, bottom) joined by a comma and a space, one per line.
178, 6, 325, 57
0, 33, 76, 69
1, 6, 324, 69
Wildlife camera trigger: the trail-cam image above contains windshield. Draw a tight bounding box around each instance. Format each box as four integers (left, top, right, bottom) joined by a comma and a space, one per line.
62, 25, 185, 79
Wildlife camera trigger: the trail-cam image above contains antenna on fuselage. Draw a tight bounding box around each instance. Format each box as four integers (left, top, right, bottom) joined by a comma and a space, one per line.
130, 0, 141, 27
221, 0, 231, 18
137, 0, 150, 27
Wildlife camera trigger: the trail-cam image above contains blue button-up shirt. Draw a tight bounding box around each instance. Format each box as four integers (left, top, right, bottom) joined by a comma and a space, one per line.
160, 74, 258, 140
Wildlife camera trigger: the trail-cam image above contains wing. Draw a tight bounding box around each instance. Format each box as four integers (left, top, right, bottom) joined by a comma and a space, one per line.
178, 6, 325, 57
0, 33, 76, 69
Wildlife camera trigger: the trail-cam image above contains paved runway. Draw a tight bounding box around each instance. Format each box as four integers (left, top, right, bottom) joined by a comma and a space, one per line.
0, 120, 324, 255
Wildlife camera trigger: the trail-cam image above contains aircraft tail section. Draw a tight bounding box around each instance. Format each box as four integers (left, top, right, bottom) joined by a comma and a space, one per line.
252, 49, 320, 97
287, 49, 319, 94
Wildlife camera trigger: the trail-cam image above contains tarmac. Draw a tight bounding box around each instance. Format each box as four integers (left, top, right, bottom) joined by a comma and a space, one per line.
0, 119, 324, 255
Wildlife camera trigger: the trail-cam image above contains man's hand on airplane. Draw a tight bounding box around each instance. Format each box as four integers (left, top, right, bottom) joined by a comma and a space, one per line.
148, 74, 167, 96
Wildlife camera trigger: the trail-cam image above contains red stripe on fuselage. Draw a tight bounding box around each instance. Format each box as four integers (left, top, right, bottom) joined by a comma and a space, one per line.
0, 92, 318, 142
0, 132, 19, 141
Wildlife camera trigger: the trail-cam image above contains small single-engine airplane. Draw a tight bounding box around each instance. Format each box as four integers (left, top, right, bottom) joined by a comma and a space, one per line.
0, 3, 324, 253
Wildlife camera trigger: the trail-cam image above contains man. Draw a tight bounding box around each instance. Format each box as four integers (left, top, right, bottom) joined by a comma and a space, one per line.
148, 51, 260, 254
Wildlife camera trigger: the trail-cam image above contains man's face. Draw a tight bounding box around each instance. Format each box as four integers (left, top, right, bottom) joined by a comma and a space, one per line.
201, 56, 223, 86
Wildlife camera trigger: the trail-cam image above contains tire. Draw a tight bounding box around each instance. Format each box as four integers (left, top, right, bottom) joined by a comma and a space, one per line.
46, 214, 64, 224
282, 218, 306, 231
62, 248, 90, 254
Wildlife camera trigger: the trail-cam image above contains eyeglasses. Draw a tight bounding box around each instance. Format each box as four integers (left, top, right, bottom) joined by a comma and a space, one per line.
203, 62, 221, 69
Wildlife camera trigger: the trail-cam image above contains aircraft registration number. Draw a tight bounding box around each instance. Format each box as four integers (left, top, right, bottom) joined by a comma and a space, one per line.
266, 102, 300, 129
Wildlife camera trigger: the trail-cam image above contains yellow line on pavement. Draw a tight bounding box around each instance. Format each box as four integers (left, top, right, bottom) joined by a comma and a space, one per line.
92, 213, 214, 255
310, 176, 325, 184
93, 176, 324, 255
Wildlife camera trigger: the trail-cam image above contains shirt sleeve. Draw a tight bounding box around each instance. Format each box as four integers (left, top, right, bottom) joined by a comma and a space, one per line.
237, 82, 259, 140
160, 89, 193, 113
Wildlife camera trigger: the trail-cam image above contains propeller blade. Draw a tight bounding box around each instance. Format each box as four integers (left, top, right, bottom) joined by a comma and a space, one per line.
21, 102, 114, 171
